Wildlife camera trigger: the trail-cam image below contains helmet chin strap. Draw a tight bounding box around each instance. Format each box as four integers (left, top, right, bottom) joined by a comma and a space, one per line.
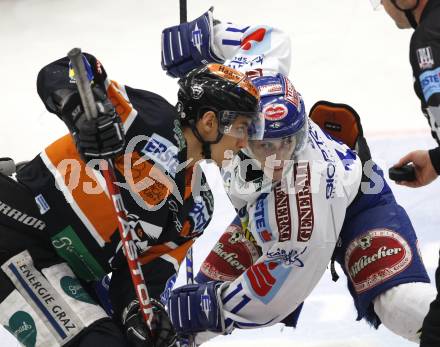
404, 8, 419, 28
391, 0, 420, 29
190, 124, 223, 160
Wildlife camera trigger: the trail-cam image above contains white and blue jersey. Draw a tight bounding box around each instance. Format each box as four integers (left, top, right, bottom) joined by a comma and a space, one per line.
218, 121, 362, 328
214, 122, 430, 332
189, 17, 432, 339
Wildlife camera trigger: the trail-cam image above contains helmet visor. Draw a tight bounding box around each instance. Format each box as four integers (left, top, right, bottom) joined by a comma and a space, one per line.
218, 110, 265, 141
247, 118, 309, 163
244, 119, 309, 181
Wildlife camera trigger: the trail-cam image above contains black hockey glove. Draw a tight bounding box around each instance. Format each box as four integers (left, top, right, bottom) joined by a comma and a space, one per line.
122, 299, 177, 347
51, 86, 125, 162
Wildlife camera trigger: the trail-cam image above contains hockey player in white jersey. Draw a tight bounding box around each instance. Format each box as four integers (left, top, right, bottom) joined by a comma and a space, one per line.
161, 8, 438, 345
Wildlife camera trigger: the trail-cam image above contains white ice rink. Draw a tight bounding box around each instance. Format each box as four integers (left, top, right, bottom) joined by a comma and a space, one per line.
1, 0, 439, 346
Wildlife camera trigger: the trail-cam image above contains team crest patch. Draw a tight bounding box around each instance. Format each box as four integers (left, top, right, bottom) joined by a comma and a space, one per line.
345, 229, 412, 293
417, 47, 434, 70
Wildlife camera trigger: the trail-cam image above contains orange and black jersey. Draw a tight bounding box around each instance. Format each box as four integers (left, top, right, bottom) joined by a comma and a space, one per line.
16, 55, 214, 317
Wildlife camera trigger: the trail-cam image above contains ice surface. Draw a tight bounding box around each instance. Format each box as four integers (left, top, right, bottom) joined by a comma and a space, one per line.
0, 0, 438, 346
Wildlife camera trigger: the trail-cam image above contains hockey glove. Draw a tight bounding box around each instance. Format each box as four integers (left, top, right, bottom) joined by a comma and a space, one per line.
122, 298, 177, 347
168, 281, 225, 335
161, 8, 223, 78
51, 86, 125, 162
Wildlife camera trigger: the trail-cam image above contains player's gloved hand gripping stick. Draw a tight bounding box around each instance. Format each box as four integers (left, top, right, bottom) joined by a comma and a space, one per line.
67, 48, 155, 331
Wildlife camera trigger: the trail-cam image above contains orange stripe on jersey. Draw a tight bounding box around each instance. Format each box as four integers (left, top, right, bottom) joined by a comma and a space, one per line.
167, 240, 195, 264
139, 244, 172, 265
45, 135, 118, 242
139, 240, 195, 266
114, 152, 172, 207
184, 166, 194, 201
107, 81, 133, 123
180, 220, 192, 238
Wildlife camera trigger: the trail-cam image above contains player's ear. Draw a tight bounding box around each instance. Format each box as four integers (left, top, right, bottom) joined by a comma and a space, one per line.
198, 111, 218, 137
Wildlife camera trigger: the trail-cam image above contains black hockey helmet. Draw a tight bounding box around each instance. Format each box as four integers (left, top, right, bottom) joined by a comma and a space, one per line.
176, 63, 263, 158
177, 63, 260, 122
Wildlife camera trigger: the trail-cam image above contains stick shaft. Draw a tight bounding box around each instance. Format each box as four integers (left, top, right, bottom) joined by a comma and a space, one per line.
177, 4, 197, 345
67, 48, 154, 328
67, 48, 98, 120
179, 0, 187, 23
102, 163, 154, 328
186, 247, 194, 284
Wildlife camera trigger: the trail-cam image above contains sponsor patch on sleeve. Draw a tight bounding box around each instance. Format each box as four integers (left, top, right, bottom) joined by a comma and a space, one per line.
0, 290, 59, 347
199, 225, 260, 282
417, 46, 434, 70
1, 251, 84, 345
344, 229, 412, 293
244, 259, 292, 304
35, 194, 50, 215
141, 133, 179, 177
294, 163, 314, 242
51, 226, 106, 281
419, 67, 440, 102
274, 184, 292, 242
253, 194, 274, 243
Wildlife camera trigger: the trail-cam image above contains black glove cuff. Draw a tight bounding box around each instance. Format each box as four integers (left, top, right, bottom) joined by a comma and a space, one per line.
122, 299, 140, 325
428, 147, 440, 175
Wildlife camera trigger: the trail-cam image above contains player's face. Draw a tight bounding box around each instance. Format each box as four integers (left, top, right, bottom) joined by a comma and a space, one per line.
211, 116, 250, 166
248, 136, 297, 181
381, 0, 413, 28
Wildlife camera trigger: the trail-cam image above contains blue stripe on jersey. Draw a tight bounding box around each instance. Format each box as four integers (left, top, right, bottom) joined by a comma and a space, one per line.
225, 26, 250, 33
222, 39, 242, 46
234, 317, 276, 328
8, 263, 67, 339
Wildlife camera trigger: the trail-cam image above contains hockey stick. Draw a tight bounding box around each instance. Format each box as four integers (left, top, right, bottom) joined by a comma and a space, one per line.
178, 0, 194, 291
177, 1, 197, 344
67, 48, 154, 330
185, 248, 194, 284
185, 247, 196, 347
177, 0, 194, 285
179, 0, 187, 24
